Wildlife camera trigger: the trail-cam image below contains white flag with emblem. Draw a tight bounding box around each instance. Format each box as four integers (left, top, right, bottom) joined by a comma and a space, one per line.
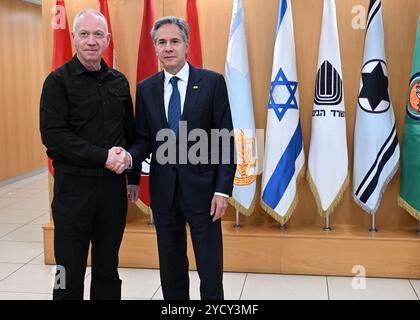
307, 0, 349, 217
225, 0, 257, 215
353, 0, 400, 214
261, 0, 305, 224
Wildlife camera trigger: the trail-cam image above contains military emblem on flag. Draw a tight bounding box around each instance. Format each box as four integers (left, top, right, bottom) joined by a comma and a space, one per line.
399, 16, 420, 221
353, 0, 400, 215
314, 61, 343, 106
234, 129, 257, 187
225, 0, 258, 216
358, 60, 390, 113
307, 0, 349, 217
261, 0, 305, 224
407, 74, 420, 119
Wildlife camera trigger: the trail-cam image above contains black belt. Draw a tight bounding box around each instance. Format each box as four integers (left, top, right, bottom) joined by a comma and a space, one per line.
54, 162, 106, 177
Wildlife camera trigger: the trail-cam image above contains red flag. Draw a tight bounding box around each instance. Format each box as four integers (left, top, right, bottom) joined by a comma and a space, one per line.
99, 0, 116, 68
137, 0, 158, 82
136, 0, 159, 212
49, 0, 73, 175
186, 0, 203, 68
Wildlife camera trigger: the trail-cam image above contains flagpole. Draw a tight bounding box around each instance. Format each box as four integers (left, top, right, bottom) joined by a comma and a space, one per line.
307, 0, 349, 225
234, 209, 241, 229
353, 0, 400, 219
261, 0, 304, 231
148, 211, 154, 226
136, 0, 158, 220
323, 215, 332, 231
369, 213, 377, 232
225, 0, 257, 220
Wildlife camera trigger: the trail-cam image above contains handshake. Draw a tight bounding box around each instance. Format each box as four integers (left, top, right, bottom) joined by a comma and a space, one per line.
106, 146, 140, 203
105, 146, 131, 174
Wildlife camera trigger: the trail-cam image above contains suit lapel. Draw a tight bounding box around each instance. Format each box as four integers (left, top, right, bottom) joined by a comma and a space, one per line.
181, 64, 202, 122
152, 71, 168, 128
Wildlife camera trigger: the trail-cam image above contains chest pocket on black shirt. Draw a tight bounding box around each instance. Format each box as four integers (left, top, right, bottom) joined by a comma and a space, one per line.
107, 87, 128, 118
67, 87, 99, 121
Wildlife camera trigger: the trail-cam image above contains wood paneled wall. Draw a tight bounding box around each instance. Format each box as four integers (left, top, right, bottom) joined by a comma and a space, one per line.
41, 0, 420, 230
0, 0, 45, 181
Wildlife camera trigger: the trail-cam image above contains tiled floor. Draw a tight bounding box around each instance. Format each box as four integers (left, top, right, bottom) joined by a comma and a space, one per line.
0, 170, 419, 300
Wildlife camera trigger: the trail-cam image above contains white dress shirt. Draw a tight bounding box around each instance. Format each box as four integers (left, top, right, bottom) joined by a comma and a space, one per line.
163, 62, 189, 119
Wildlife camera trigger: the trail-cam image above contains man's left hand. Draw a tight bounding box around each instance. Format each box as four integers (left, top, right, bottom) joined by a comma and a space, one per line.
127, 184, 140, 203
210, 195, 229, 222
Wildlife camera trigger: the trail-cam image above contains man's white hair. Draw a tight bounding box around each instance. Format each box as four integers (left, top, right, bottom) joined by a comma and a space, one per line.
72, 9, 108, 34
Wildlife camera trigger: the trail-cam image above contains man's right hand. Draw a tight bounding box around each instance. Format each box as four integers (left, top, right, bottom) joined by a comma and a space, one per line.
106, 146, 130, 174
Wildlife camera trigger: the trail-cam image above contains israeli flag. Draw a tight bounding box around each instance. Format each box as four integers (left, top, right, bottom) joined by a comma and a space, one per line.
261, 0, 305, 224
225, 0, 257, 216
307, 0, 349, 217
353, 0, 400, 214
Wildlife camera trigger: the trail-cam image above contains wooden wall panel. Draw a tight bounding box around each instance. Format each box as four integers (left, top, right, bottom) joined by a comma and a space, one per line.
0, 0, 45, 181
41, 0, 420, 230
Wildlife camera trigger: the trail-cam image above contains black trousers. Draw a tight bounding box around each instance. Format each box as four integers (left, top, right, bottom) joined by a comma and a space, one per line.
51, 170, 127, 300
153, 182, 224, 300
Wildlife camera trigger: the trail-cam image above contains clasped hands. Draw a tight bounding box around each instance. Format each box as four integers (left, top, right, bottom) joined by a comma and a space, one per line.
106, 146, 139, 203
106, 146, 130, 174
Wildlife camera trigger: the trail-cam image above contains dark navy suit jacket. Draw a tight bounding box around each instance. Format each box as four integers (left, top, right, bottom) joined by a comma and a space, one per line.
129, 64, 236, 213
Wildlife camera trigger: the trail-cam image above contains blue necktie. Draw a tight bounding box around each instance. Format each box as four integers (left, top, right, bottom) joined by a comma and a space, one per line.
168, 76, 181, 135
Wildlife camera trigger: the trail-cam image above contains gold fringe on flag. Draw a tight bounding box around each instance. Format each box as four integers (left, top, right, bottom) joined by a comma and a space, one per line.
353, 161, 399, 215
260, 165, 305, 225
135, 199, 152, 215
229, 193, 256, 217
398, 197, 420, 221
306, 172, 349, 218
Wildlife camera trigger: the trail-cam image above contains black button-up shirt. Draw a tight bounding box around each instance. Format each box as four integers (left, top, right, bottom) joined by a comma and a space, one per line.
40, 55, 138, 183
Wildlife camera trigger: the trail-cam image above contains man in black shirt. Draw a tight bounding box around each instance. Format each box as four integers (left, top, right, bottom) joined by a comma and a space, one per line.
40, 9, 139, 300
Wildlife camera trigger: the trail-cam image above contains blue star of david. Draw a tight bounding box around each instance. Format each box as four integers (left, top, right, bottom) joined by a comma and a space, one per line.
268, 68, 298, 122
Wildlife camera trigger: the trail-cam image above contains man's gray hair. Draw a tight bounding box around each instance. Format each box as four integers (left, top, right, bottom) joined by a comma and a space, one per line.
151, 16, 189, 45
73, 9, 108, 33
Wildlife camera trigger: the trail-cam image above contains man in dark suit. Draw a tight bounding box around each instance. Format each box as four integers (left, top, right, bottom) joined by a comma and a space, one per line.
126, 16, 235, 300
